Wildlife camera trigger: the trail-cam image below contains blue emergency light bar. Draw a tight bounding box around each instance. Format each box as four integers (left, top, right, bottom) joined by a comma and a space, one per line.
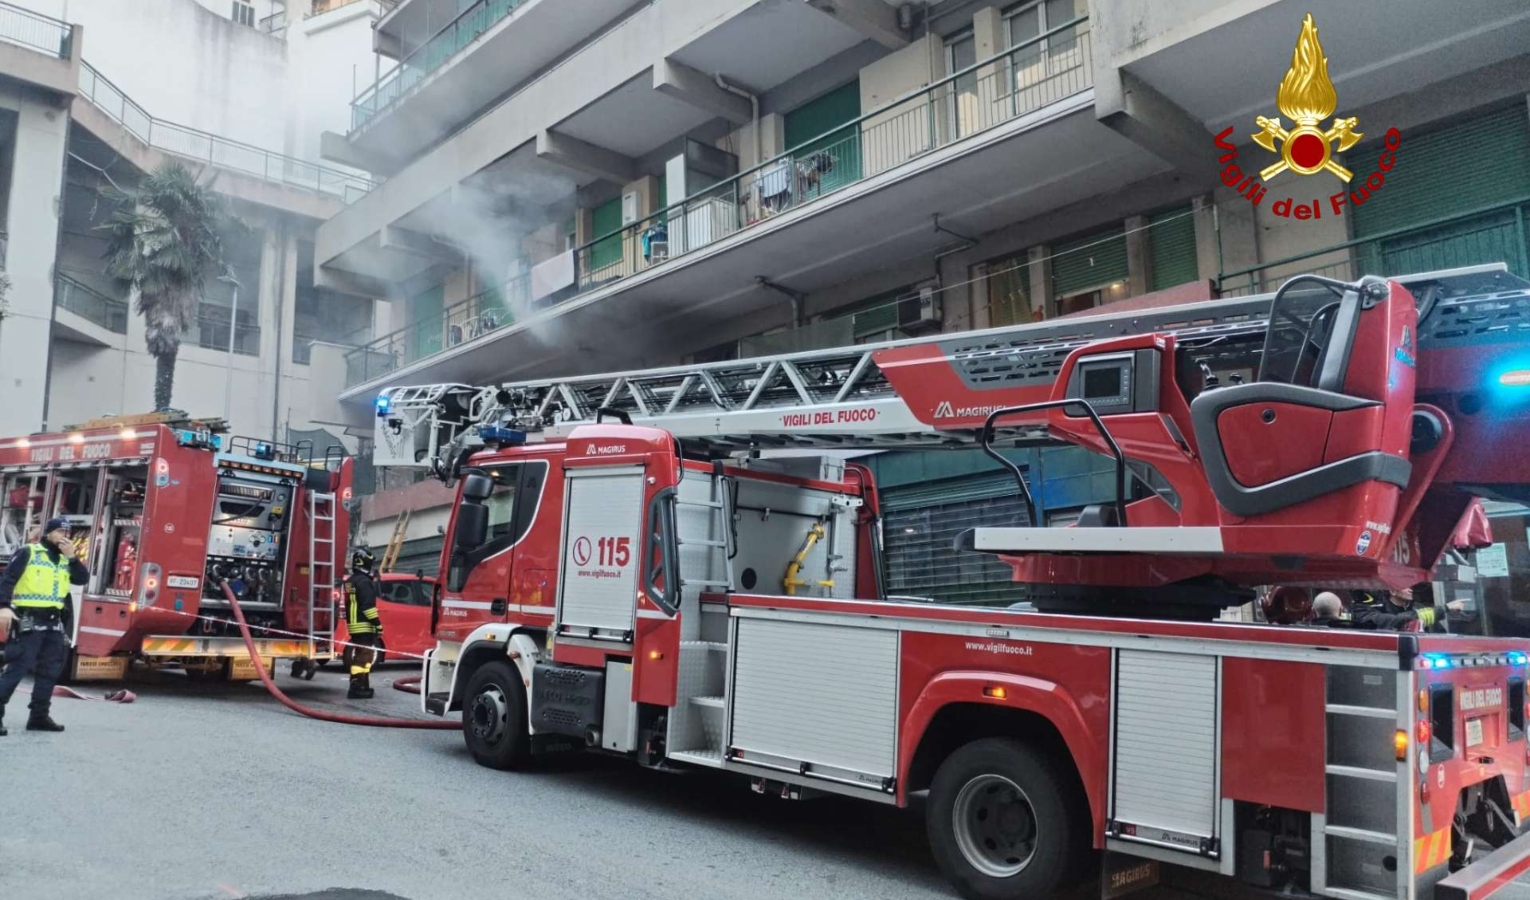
174, 429, 221, 451
479, 425, 526, 446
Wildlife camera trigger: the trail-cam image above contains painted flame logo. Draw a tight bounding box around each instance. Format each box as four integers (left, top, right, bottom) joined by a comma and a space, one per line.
1251, 14, 1362, 182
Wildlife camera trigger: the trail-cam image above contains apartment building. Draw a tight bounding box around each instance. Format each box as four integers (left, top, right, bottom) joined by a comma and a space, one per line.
0, 0, 386, 459
313, 0, 1530, 596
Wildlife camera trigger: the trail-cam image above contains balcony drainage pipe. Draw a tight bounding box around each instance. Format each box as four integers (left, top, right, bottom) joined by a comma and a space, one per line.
715, 73, 760, 168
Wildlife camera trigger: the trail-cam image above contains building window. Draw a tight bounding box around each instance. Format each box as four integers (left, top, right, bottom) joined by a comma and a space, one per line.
1002, 0, 1083, 112
984, 253, 1042, 325
292, 241, 373, 365
231, 1, 255, 27
945, 30, 979, 140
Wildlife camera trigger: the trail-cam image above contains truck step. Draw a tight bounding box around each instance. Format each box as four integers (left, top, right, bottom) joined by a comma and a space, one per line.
1323, 825, 1396, 845
679, 640, 726, 651
667, 748, 726, 768
690, 695, 725, 709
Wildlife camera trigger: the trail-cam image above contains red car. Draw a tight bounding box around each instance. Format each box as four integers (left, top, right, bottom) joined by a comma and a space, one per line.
335, 572, 435, 664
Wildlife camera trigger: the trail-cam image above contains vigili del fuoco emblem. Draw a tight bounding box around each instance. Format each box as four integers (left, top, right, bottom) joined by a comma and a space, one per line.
1251, 13, 1362, 182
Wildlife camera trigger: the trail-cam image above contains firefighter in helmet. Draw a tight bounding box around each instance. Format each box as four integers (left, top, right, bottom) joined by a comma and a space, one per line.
1351, 584, 1466, 632
343, 548, 383, 699
0, 517, 88, 735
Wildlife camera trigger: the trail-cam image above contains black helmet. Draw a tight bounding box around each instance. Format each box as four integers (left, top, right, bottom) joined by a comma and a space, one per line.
351, 548, 376, 572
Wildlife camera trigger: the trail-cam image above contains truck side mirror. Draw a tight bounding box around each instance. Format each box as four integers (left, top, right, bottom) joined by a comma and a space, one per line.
461, 472, 493, 501
454, 503, 488, 551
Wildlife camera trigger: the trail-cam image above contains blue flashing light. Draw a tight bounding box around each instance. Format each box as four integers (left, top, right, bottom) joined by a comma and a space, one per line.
1499, 370, 1530, 388
1509, 651, 1528, 667
479, 425, 526, 446
375, 393, 392, 417
1423, 653, 1452, 670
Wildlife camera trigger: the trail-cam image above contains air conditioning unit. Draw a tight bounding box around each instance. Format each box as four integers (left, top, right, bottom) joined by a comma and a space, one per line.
897, 283, 941, 333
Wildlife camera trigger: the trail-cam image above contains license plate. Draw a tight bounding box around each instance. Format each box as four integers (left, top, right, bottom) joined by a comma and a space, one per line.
1466, 717, 1485, 748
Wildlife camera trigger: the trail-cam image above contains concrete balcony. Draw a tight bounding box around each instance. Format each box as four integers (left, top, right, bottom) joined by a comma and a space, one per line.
349, 0, 639, 167
336, 21, 1173, 403
318, 0, 907, 278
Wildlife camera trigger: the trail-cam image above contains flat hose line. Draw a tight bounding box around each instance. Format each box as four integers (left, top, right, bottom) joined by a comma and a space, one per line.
217, 579, 457, 730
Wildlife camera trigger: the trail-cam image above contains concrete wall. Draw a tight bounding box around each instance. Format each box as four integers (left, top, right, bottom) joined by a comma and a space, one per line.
0, 82, 67, 436
18, 0, 373, 173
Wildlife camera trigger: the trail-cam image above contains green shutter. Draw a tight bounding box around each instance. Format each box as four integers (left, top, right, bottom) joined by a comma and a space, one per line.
1352, 107, 1530, 236
1149, 206, 1198, 290
407, 283, 444, 360
1348, 107, 1530, 279
852, 302, 897, 338
879, 472, 1031, 607
784, 80, 863, 197
589, 196, 623, 271
1051, 227, 1128, 298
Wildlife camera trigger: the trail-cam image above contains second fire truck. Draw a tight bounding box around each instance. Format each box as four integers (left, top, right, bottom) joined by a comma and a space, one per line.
375, 265, 1530, 900
0, 411, 350, 680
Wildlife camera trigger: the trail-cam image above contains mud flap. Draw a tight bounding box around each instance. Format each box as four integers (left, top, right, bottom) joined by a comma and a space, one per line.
1436, 828, 1530, 900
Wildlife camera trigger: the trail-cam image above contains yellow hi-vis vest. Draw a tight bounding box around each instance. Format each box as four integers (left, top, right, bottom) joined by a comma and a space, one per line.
12, 543, 70, 610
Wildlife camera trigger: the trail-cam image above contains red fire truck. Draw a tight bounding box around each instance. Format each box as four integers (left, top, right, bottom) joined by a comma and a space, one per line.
375, 265, 1530, 900
0, 411, 350, 680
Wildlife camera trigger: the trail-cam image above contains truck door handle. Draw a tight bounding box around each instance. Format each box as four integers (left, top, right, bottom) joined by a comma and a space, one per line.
491, 598, 507, 615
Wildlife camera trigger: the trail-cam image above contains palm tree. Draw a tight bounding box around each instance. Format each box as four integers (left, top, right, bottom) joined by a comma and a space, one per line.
102, 162, 234, 412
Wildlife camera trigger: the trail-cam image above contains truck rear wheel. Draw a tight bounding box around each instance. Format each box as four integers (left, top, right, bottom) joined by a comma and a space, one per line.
462, 660, 530, 770
927, 737, 1083, 900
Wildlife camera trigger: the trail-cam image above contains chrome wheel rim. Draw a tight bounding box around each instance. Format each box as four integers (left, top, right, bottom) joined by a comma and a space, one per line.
952, 774, 1038, 878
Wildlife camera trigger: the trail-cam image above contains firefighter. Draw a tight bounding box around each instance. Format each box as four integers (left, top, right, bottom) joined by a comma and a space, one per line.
1351, 584, 1466, 632
1309, 591, 1348, 628
343, 548, 383, 700
0, 517, 88, 735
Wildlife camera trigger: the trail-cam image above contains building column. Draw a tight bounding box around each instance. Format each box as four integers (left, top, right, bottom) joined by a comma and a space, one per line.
1027, 245, 1053, 319
0, 97, 68, 433
1124, 214, 1151, 296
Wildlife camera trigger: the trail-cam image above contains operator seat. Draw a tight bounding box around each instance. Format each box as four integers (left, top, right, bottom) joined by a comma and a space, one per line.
1187, 276, 1413, 518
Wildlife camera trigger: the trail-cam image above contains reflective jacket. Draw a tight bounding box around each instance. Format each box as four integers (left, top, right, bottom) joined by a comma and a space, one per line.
12, 543, 71, 610
345, 572, 382, 636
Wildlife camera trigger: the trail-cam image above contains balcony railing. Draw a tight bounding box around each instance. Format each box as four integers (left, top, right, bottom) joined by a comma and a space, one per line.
190, 304, 261, 356
0, 1, 71, 58
569, 20, 1092, 301
55, 272, 128, 334
350, 0, 530, 131
341, 18, 1091, 388
1215, 197, 1530, 297
78, 61, 374, 202
345, 274, 528, 386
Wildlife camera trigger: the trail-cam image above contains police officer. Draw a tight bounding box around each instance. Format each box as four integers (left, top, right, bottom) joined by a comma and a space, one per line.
1351, 584, 1466, 632
343, 548, 383, 700
0, 518, 88, 735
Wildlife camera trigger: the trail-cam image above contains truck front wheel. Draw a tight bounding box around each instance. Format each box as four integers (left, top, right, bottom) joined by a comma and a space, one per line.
462, 660, 530, 770
927, 737, 1083, 900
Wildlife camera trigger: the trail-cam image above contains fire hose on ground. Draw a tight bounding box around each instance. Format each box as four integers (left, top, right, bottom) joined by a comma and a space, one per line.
217, 579, 457, 730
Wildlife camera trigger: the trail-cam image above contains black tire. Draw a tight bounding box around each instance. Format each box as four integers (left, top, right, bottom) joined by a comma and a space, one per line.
926, 737, 1084, 900
462, 660, 530, 770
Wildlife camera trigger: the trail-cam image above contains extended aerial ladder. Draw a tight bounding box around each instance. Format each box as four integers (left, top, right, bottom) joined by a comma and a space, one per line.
373, 264, 1530, 609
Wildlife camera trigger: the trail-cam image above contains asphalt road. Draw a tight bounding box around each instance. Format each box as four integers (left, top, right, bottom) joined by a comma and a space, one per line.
4, 665, 1530, 900
0, 665, 949, 900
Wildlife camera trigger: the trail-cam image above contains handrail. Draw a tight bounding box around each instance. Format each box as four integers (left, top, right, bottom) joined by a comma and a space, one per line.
0, 0, 71, 58
77, 60, 374, 202
1216, 195, 1530, 291
55, 271, 128, 334
342, 273, 529, 376
571, 15, 1090, 271
351, 0, 530, 130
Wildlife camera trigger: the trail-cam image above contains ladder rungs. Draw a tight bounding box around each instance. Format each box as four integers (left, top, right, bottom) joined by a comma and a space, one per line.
682, 579, 731, 588
679, 539, 727, 548
677, 499, 724, 509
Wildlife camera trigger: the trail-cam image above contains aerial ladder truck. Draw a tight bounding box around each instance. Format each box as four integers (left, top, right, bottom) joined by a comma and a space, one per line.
374, 264, 1530, 900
